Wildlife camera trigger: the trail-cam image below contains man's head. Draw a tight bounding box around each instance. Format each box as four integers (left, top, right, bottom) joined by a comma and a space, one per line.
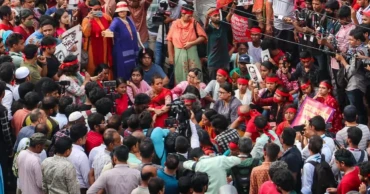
207, 8, 220, 24
29, 132, 47, 154
263, 143, 280, 161
139, 48, 154, 68
347, 126, 363, 147
211, 114, 229, 135
238, 54, 250, 72
308, 135, 323, 154
0, 6, 12, 21
6, 32, 24, 52
29, 108, 47, 125
103, 129, 121, 151
40, 19, 55, 37
134, 93, 150, 113
165, 154, 180, 171
85, 81, 100, 100
306, 115, 326, 137
335, 149, 356, 171
54, 136, 73, 157
107, 115, 122, 131
148, 177, 165, 194
127, 114, 140, 131
238, 137, 253, 155
139, 138, 155, 159
0, 62, 14, 84
268, 161, 288, 179
139, 111, 153, 129
254, 115, 269, 134
311, 0, 324, 12
141, 165, 157, 183
88, 87, 105, 105
343, 105, 358, 123
58, 96, 72, 115
95, 97, 113, 116
250, 27, 262, 43
41, 96, 58, 117
191, 172, 209, 193
35, 123, 48, 135
23, 91, 40, 110
175, 136, 189, 154
41, 79, 60, 99
15, 67, 30, 84
299, 51, 313, 68
40, 36, 57, 55
281, 127, 296, 147
88, 112, 106, 134
23, 44, 38, 61
349, 29, 366, 48
324, 0, 339, 17
358, 161, 370, 183
188, 147, 205, 161
68, 111, 85, 125
122, 135, 139, 153
272, 169, 296, 193
70, 123, 88, 145
112, 145, 129, 165
178, 176, 192, 194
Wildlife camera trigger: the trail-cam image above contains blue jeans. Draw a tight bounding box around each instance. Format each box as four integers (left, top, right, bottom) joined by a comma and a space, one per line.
155, 41, 166, 68
346, 89, 368, 125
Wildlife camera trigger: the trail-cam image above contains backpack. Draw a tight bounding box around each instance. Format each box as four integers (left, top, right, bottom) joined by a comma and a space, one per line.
357, 150, 366, 164
12, 139, 29, 178
231, 158, 260, 194
146, 128, 165, 165
165, 132, 179, 154
307, 155, 337, 194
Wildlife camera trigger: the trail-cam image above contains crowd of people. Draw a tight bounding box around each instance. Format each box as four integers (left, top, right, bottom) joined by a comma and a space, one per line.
1, 0, 370, 193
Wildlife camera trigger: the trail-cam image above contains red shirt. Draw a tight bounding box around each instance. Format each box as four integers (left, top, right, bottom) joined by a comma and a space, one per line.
0, 23, 13, 31
272, 49, 285, 65
258, 181, 280, 194
337, 166, 361, 194
116, 94, 128, 115
86, 131, 103, 154
13, 26, 35, 40
245, 109, 261, 142
276, 120, 290, 136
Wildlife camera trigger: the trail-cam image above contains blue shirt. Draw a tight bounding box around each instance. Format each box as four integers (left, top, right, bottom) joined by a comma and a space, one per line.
45, 7, 57, 15
301, 153, 321, 194
14, 126, 35, 151
157, 169, 178, 194
143, 127, 170, 166
25, 31, 62, 45
141, 64, 166, 85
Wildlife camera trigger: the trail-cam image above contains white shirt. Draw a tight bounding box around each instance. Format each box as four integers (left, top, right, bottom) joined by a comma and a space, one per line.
2, 83, 13, 120
234, 89, 252, 105
89, 144, 106, 168
357, 4, 370, 24
247, 42, 262, 63
52, 113, 68, 130
67, 144, 90, 189
92, 149, 111, 179
13, 84, 20, 101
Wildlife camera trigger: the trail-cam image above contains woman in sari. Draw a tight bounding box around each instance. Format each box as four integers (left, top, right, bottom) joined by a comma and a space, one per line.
147, 75, 172, 128
13, 8, 34, 40
167, 4, 207, 84
199, 109, 218, 139
103, 1, 139, 80
82, 0, 112, 77
314, 80, 343, 134
213, 82, 242, 124
171, 68, 206, 100
126, 67, 151, 104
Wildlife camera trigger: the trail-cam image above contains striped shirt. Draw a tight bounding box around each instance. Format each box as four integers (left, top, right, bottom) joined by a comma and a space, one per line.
357, 4, 370, 24
336, 124, 370, 150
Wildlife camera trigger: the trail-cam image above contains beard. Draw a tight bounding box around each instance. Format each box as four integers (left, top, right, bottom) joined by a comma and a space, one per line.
50, 110, 57, 117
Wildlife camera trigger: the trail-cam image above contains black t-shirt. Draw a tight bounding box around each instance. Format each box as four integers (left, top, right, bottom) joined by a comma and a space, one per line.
121, 107, 136, 128
79, 104, 92, 111
280, 146, 303, 193
46, 55, 60, 79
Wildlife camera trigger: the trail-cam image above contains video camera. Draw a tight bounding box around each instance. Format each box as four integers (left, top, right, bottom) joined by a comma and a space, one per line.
56, 80, 71, 94
165, 99, 191, 138
102, 81, 120, 114
152, 0, 170, 25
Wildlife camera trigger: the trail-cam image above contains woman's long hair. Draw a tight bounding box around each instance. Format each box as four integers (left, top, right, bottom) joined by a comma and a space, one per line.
53, 8, 68, 29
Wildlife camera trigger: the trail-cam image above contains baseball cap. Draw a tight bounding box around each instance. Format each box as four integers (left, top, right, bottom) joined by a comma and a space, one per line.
15, 67, 30, 79
68, 111, 83, 122
238, 54, 251, 64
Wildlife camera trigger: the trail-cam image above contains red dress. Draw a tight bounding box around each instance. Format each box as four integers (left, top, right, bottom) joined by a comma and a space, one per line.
0, 23, 13, 31
316, 95, 343, 134
13, 26, 35, 40
149, 88, 172, 128
116, 94, 128, 115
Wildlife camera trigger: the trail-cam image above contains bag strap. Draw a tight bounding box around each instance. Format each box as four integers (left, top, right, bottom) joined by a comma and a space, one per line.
358, 150, 365, 163
193, 20, 199, 38
191, 162, 197, 171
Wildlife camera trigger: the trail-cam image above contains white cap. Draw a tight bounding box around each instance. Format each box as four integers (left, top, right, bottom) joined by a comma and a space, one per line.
15, 67, 30, 79
68, 111, 83, 122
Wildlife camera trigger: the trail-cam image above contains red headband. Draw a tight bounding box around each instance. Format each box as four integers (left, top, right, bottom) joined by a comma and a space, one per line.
237, 78, 249, 85
116, 4, 128, 8
217, 69, 232, 83
285, 107, 297, 114
265, 76, 279, 83
229, 142, 238, 150
300, 57, 312, 61
181, 9, 194, 14
320, 81, 332, 89
257, 123, 275, 141
237, 106, 250, 117
184, 99, 196, 104
250, 27, 262, 33
40, 44, 56, 49
300, 81, 311, 90
275, 89, 293, 102
59, 59, 79, 70
209, 9, 219, 17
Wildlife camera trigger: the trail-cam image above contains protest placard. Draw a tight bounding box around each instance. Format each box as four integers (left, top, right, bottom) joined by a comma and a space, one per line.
246, 64, 263, 82
231, 14, 251, 43
291, 97, 335, 127
54, 25, 82, 63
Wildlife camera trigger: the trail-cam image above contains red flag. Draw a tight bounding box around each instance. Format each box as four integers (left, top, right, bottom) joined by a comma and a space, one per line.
216, 0, 233, 9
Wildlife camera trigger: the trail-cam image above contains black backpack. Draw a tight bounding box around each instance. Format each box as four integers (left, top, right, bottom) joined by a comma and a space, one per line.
307, 155, 337, 194
231, 158, 260, 194
146, 128, 165, 165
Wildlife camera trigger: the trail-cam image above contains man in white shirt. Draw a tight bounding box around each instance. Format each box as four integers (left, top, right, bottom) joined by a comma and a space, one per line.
52, 96, 73, 129
0, 62, 15, 119
68, 123, 90, 193
17, 133, 47, 194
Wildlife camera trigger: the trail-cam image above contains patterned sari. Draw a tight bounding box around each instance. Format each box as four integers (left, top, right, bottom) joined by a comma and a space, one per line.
316, 95, 343, 133
82, 14, 113, 78
148, 88, 172, 128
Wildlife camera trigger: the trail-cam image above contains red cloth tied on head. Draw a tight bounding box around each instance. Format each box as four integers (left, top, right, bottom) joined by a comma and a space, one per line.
300, 81, 311, 90
184, 99, 196, 104
250, 27, 262, 34
209, 9, 219, 17
265, 76, 279, 83
285, 107, 297, 114
319, 81, 332, 89
40, 44, 56, 49
275, 88, 293, 102
181, 9, 194, 15
257, 123, 275, 141
237, 78, 249, 85
237, 106, 250, 118
217, 69, 232, 83
229, 142, 238, 149
59, 59, 79, 70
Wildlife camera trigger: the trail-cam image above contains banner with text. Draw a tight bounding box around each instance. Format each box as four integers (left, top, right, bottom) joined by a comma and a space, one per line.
55, 25, 82, 63
291, 97, 335, 127
231, 14, 251, 43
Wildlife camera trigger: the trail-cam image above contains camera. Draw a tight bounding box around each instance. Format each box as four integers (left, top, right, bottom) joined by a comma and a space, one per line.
293, 124, 305, 134
57, 80, 71, 94
152, 0, 170, 25
102, 80, 119, 114
102, 81, 116, 88
165, 116, 177, 128
166, 99, 191, 138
